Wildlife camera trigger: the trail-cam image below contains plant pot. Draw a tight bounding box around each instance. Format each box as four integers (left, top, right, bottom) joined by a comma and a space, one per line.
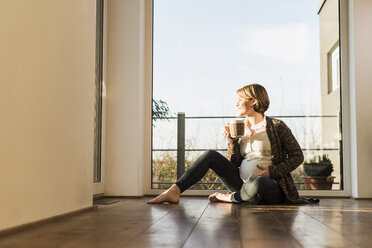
302, 176, 334, 190
303, 163, 333, 176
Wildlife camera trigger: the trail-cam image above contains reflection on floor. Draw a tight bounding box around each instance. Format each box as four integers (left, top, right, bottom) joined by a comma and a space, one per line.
1, 197, 372, 248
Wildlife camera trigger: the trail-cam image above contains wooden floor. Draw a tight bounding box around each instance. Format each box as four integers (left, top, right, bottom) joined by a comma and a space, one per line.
1, 197, 372, 248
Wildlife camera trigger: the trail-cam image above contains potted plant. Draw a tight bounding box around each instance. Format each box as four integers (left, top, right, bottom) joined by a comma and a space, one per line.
302, 154, 334, 190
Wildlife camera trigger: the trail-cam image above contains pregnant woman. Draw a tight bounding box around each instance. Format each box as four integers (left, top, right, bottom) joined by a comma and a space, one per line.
148, 83, 315, 204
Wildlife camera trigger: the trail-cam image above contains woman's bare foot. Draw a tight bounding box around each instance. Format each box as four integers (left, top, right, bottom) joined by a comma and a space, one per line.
208, 192, 219, 202
147, 184, 180, 204
209, 192, 233, 203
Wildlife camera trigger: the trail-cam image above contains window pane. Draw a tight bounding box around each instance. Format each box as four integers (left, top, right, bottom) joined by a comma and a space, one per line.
152, 0, 342, 191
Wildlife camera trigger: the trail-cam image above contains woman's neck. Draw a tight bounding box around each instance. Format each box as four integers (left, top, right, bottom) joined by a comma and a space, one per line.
246, 112, 264, 128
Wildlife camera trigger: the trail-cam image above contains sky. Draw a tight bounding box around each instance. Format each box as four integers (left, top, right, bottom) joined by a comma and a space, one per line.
152, 0, 332, 152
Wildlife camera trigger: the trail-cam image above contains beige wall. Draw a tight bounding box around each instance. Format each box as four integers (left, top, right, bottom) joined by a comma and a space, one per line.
349, 0, 372, 198
0, 0, 95, 231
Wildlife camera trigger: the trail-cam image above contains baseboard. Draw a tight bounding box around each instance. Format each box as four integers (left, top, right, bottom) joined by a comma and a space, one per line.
351, 197, 372, 200
103, 195, 144, 199
0, 205, 97, 237
302, 196, 351, 199
93, 193, 105, 201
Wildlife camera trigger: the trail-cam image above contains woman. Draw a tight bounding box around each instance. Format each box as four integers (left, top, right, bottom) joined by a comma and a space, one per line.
148, 84, 316, 204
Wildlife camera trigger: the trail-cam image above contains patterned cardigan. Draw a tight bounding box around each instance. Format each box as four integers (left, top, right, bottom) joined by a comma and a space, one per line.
227, 116, 311, 204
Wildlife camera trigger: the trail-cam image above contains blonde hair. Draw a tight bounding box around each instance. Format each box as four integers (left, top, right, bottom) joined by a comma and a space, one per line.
237, 84, 270, 114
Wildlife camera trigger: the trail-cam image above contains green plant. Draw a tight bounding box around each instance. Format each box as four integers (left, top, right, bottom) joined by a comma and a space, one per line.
303, 154, 333, 176
152, 99, 173, 127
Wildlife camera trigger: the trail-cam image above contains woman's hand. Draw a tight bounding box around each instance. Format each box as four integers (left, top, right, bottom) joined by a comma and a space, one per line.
251, 165, 270, 178
223, 123, 232, 138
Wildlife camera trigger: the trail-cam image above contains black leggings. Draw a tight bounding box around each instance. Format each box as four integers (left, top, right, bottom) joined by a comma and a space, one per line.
175, 150, 283, 204
176, 150, 243, 192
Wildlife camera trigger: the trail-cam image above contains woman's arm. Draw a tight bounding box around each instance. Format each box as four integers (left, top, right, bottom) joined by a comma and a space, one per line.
268, 121, 304, 179
227, 138, 243, 167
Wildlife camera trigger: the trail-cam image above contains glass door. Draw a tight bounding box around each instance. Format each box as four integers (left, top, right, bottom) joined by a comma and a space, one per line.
151, 0, 344, 194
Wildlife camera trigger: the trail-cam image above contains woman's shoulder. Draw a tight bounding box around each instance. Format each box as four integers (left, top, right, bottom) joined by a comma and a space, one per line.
266, 116, 291, 133
266, 116, 285, 127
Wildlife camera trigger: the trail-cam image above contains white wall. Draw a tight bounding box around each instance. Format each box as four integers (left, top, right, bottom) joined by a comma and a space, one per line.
0, 0, 95, 231
319, 0, 341, 189
348, 0, 372, 198
105, 0, 150, 196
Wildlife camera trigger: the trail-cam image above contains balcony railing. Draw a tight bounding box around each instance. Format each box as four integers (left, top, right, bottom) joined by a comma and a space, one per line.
152, 113, 341, 188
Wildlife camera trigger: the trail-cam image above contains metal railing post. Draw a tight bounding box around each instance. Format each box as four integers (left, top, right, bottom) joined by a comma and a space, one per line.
177, 112, 185, 179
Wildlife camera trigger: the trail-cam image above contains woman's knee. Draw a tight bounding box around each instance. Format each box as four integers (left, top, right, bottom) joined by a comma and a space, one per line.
204, 149, 220, 158
192, 150, 220, 169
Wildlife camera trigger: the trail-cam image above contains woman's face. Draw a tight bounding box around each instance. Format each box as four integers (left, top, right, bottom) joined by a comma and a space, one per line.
236, 96, 255, 116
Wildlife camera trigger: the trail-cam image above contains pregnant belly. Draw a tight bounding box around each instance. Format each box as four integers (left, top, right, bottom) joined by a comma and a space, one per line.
239, 159, 268, 182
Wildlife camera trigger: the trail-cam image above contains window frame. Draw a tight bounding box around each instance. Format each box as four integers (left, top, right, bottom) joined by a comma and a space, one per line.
145, 0, 352, 197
